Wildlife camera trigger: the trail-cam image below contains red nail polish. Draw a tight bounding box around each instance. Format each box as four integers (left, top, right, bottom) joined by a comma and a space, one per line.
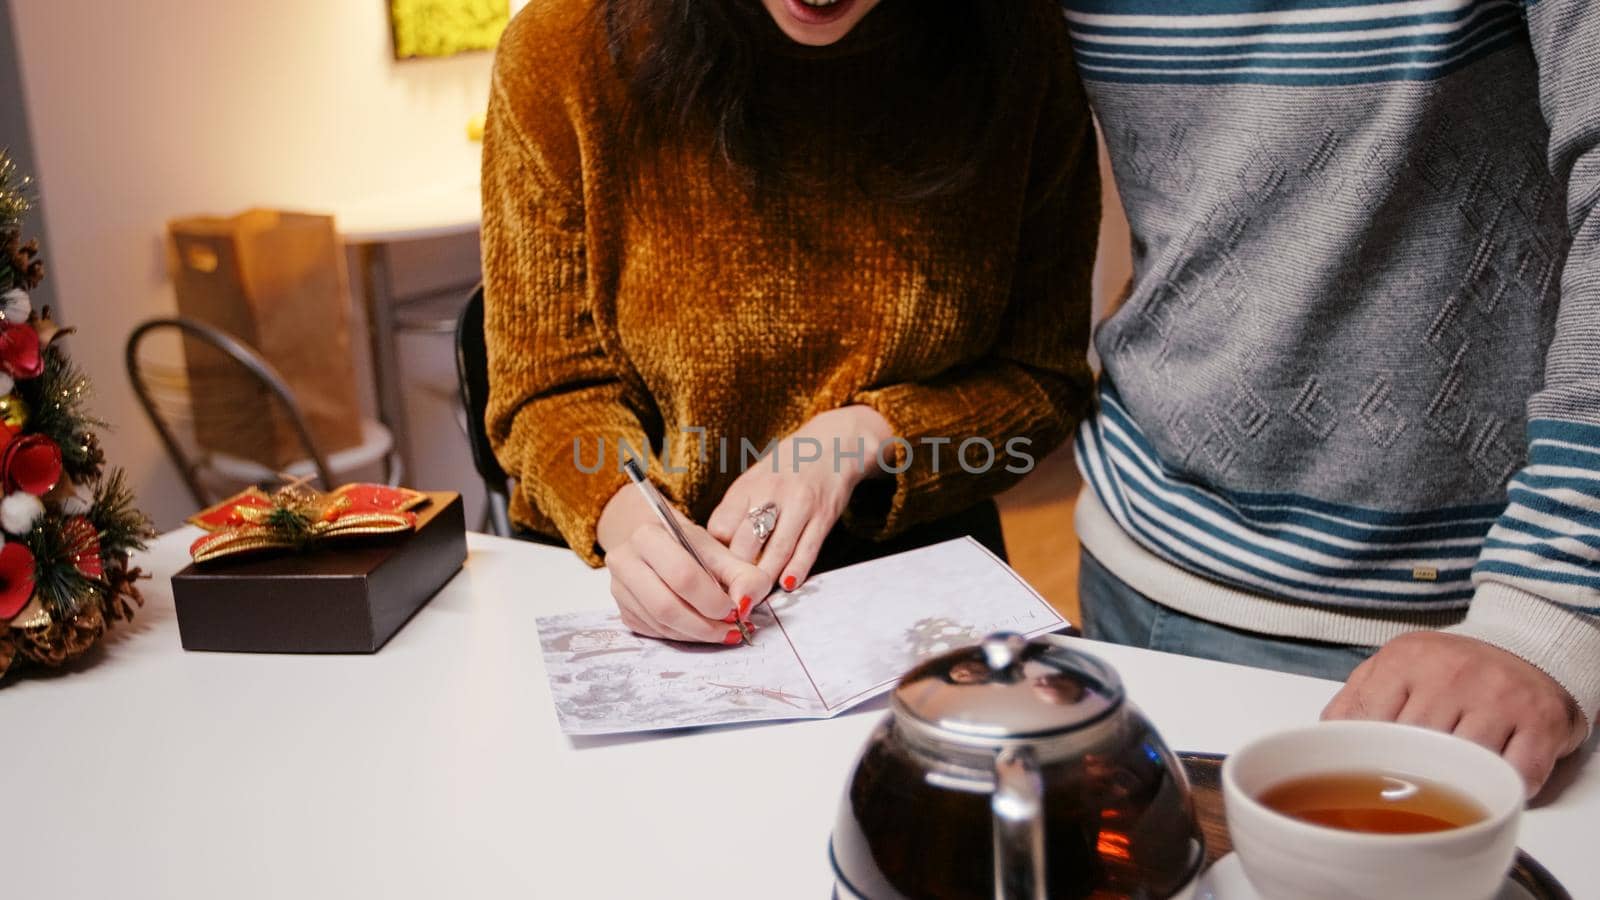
723, 630, 742, 646
783, 576, 797, 591
722, 612, 737, 624
739, 596, 752, 617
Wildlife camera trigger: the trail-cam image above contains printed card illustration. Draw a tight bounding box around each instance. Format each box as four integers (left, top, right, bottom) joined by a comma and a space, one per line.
537, 537, 1067, 735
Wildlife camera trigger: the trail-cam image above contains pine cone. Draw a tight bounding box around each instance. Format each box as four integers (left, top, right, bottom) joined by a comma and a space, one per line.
104, 562, 148, 623
15, 604, 106, 668
0, 633, 16, 681
3, 229, 42, 290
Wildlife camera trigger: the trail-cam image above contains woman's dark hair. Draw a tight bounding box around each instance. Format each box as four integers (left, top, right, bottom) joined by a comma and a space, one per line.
603, 0, 1032, 201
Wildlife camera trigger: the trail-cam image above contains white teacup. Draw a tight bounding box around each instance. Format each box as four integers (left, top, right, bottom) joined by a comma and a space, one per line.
1222, 721, 1524, 900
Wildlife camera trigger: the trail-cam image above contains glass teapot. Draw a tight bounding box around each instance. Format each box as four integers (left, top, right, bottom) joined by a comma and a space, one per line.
830, 633, 1205, 900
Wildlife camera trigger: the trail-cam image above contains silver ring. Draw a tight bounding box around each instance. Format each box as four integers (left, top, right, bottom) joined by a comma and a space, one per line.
747, 502, 779, 543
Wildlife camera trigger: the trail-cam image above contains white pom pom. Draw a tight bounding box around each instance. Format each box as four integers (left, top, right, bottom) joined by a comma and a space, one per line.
0, 373, 13, 396
0, 289, 30, 323
1, 491, 44, 535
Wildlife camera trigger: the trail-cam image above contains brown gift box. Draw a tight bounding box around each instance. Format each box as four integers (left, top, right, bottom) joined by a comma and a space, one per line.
171, 492, 467, 653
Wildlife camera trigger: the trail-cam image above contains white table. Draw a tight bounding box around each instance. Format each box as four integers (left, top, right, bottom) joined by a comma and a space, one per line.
334, 180, 481, 245
4, 531, 1595, 898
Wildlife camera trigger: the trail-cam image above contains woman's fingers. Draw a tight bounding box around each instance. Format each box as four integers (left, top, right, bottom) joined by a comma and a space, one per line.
757, 490, 811, 586
726, 489, 778, 564
705, 490, 744, 544
610, 578, 665, 640
606, 537, 730, 643
778, 514, 832, 591
702, 537, 775, 619
633, 525, 736, 621
607, 549, 687, 640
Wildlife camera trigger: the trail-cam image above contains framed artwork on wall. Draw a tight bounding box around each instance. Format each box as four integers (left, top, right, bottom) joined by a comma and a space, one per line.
389, 0, 511, 60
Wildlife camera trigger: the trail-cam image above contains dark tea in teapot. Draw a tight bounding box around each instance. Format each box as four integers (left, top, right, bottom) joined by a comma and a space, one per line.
830, 634, 1205, 899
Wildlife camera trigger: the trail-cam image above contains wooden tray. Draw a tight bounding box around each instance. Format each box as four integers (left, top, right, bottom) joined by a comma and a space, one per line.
1180, 752, 1571, 899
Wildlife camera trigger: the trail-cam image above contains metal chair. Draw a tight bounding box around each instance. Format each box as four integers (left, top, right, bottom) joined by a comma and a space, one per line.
126, 317, 399, 509
454, 286, 514, 537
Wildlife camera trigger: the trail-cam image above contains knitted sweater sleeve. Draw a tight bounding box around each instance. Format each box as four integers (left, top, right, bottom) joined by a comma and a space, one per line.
846, 55, 1100, 540
1450, 0, 1600, 726
480, 43, 645, 566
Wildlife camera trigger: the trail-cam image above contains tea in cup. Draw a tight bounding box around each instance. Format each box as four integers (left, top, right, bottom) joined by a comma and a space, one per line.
1222, 721, 1524, 900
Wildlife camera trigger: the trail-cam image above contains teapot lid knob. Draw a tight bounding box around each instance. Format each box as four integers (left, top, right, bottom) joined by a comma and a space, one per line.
981, 633, 1029, 678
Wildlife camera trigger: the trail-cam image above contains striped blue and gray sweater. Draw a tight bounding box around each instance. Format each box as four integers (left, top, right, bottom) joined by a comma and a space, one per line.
1065, 0, 1600, 720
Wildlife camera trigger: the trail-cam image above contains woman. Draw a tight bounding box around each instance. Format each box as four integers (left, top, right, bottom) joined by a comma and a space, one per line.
483, 0, 1099, 643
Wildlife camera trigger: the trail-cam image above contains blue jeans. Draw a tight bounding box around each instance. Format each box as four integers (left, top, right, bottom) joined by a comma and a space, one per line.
1078, 551, 1374, 682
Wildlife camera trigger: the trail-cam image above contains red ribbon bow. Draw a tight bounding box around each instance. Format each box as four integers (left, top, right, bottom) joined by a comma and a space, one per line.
188, 483, 429, 563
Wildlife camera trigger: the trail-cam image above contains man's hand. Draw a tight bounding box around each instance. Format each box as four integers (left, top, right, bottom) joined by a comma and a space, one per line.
1323, 632, 1586, 796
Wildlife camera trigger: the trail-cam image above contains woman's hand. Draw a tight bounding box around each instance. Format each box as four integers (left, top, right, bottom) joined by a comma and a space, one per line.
707, 405, 893, 593
598, 485, 772, 643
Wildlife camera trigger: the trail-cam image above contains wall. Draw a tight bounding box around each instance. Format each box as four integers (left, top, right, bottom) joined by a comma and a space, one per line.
7, 0, 497, 528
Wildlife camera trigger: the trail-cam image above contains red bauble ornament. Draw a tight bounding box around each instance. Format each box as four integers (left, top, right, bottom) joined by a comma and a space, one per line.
62, 515, 102, 579
0, 322, 42, 381
1, 433, 62, 496
0, 540, 35, 619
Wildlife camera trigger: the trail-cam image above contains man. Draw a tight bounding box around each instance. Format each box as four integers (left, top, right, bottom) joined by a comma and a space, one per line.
1063, 0, 1597, 795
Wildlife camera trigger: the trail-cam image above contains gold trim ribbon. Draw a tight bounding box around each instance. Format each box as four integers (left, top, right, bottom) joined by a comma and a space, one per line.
188, 483, 430, 564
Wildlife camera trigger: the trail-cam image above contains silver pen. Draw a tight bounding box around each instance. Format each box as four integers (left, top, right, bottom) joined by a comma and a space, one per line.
621, 458, 753, 645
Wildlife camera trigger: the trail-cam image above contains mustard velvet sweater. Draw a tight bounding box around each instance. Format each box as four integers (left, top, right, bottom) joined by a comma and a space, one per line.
482, 0, 1100, 563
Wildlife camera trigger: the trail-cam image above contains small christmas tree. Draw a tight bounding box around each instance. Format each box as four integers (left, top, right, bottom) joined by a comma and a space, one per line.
0, 151, 154, 682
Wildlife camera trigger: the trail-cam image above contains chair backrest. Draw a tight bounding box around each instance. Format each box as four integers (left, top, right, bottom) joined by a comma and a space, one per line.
125, 316, 337, 508
454, 285, 508, 489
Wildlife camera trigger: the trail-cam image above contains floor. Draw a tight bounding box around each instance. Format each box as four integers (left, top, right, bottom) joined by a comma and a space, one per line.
994, 444, 1085, 623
